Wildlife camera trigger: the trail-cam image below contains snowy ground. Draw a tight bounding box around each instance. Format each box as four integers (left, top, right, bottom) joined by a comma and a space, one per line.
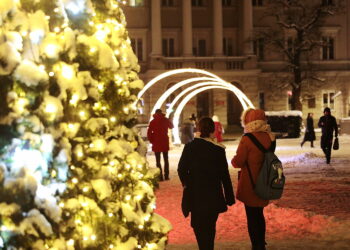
147, 133, 350, 250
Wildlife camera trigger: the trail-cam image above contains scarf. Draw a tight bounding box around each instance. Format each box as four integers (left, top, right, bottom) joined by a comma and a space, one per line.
244, 120, 275, 141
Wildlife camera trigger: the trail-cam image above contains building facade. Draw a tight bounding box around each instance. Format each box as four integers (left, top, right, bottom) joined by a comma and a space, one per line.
123, 0, 350, 131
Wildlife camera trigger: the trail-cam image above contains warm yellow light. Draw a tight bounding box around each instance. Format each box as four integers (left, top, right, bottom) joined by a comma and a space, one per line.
1, 225, 8, 231
69, 94, 79, 105
82, 202, 88, 207
144, 215, 150, 222
108, 213, 113, 217
68, 123, 75, 130
54, 27, 60, 33
83, 187, 89, 192
125, 195, 131, 201
21, 31, 28, 36
83, 236, 88, 241
97, 83, 104, 91
45, 44, 59, 58
62, 64, 74, 79
95, 30, 107, 41
70, 165, 76, 170
59, 202, 65, 208
114, 49, 120, 55
49, 72, 55, 77
39, 65, 45, 71
79, 110, 86, 118
125, 164, 131, 169
67, 239, 74, 246
89, 21, 94, 26
75, 219, 81, 224
91, 235, 96, 241
72, 178, 78, 184
110, 116, 116, 122
136, 195, 142, 201
138, 225, 144, 229
109, 245, 114, 249
54, 8, 59, 13
117, 174, 122, 178
90, 47, 97, 53
45, 103, 57, 113
51, 170, 57, 177
123, 107, 129, 113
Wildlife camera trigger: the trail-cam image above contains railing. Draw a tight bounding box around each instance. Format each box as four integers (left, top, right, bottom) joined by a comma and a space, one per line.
161, 56, 251, 70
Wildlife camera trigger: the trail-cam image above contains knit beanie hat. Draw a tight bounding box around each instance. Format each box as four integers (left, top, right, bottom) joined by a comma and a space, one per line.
240, 108, 266, 127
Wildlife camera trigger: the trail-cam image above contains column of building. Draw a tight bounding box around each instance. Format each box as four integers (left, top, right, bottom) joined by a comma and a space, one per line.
151, 0, 162, 57
242, 0, 253, 55
213, 0, 223, 56
182, 0, 193, 56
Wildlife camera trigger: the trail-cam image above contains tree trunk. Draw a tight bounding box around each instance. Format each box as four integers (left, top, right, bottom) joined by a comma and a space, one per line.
292, 85, 302, 111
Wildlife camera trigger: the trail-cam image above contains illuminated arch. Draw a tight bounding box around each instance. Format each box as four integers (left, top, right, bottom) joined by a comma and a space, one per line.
166, 82, 243, 117
172, 86, 248, 144
149, 77, 253, 118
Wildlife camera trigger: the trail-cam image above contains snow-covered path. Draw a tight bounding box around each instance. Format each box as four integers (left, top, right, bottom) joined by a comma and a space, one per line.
148, 135, 350, 249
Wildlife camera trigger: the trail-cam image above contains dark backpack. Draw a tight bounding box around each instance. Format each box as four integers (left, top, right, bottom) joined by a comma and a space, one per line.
244, 133, 285, 200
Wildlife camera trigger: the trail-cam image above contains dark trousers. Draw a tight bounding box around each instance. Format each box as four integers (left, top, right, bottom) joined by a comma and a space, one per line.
321, 135, 333, 163
244, 205, 266, 249
191, 212, 218, 250
155, 151, 169, 179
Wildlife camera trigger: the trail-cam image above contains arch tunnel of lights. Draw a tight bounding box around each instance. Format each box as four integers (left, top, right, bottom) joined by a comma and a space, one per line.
136, 68, 255, 144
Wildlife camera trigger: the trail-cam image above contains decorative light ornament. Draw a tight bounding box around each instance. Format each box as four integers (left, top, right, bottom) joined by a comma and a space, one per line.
61, 64, 75, 79
66, 1, 85, 15
72, 178, 78, 184
44, 103, 57, 113
45, 44, 59, 58
54, 27, 60, 33
67, 239, 74, 246
110, 116, 116, 122
95, 30, 107, 41
49, 72, 55, 77
91, 235, 96, 241
29, 30, 44, 44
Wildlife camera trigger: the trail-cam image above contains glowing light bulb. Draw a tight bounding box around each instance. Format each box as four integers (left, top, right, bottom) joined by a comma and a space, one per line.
72, 178, 78, 184
68, 123, 75, 130
39, 65, 45, 71
61, 64, 74, 79
70, 165, 76, 170
79, 111, 86, 118
91, 235, 96, 241
82, 202, 88, 207
75, 219, 81, 224
117, 174, 122, 178
109, 245, 114, 249
54, 27, 60, 33
97, 83, 104, 91
83, 236, 88, 241
90, 47, 97, 53
89, 21, 94, 26
59, 202, 65, 208
49, 72, 55, 77
29, 30, 44, 44
95, 30, 107, 41
45, 103, 57, 113
67, 239, 74, 246
108, 213, 113, 217
51, 170, 57, 177
83, 187, 89, 192
114, 49, 120, 55
125, 195, 131, 201
136, 195, 142, 201
110, 116, 116, 122
1, 225, 8, 231
144, 215, 150, 222
69, 94, 79, 105
21, 31, 28, 36
138, 225, 144, 229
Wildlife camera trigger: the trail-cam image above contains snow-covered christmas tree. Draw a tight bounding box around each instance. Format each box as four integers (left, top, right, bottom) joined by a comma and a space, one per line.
0, 0, 171, 249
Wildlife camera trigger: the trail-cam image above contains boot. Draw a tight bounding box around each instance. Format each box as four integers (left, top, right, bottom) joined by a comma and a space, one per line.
252, 244, 266, 250
311, 141, 314, 148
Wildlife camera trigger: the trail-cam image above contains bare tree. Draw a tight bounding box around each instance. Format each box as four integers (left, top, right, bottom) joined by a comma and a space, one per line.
257, 0, 343, 110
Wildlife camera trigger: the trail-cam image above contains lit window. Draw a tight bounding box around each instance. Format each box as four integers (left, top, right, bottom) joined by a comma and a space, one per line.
127, 0, 144, 7
322, 36, 334, 60
323, 92, 335, 110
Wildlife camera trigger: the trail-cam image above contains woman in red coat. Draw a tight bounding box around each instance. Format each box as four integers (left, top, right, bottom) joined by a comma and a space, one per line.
147, 109, 174, 181
212, 115, 224, 142
231, 109, 276, 250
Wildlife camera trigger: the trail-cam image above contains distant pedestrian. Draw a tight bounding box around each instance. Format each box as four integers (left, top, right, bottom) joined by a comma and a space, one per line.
318, 107, 338, 164
180, 117, 194, 144
212, 115, 224, 142
231, 108, 276, 250
147, 109, 174, 181
301, 113, 316, 148
178, 117, 235, 250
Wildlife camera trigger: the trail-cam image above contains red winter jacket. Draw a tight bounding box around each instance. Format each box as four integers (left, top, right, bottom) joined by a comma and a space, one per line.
147, 113, 174, 152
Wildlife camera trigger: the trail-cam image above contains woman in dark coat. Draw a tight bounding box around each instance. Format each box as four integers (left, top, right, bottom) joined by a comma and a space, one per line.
301, 113, 316, 148
178, 117, 235, 250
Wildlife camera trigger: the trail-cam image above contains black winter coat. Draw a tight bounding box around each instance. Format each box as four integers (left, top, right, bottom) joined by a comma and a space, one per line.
178, 138, 235, 217
303, 117, 316, 141
318, 115, 338, 138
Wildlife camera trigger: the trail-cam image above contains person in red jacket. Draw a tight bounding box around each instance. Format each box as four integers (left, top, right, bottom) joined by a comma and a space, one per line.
212, 115, 224, 142
231, 108, 276, 250
147, 109, 174, 181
